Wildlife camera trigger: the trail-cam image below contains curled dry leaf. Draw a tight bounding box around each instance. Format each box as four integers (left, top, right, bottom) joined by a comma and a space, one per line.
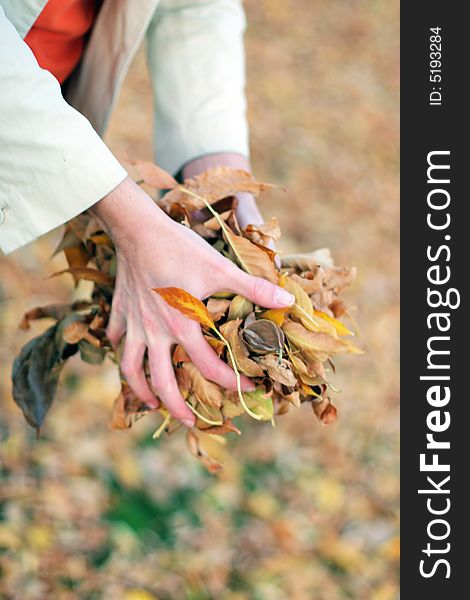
48, 267, 114, 287
311, 396, 338, 425
281, 248, 334, 271
159, 167, 279, 213
323, 266, 357, 293
207, 298, 231, 322
127, 157, 178, 190
182, 362, 224, 408
186, 429, 224, 474
244, 217, 281, 244
219, 319, 264, 377
242, 319, 285, 355
62, 321, 100, 347
224, 227, 278, 284
283, 319, 349, 356
227, 295, 253, 321
19, 301, 92, 330
258, 354, 297, 387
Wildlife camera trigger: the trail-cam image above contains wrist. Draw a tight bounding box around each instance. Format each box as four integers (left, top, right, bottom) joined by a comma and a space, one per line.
90, 177, 166, 245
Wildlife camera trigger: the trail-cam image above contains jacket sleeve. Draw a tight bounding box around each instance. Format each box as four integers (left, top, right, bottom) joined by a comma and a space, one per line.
146, 0, 249, 176
0, 6, 128, 255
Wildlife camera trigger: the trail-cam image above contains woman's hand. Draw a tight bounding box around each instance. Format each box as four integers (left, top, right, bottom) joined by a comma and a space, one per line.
91, 178, 294, 427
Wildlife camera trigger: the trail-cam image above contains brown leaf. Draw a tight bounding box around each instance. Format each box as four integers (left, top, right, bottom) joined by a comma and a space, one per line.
219, 320, 264, 377
311, 396, 338, 425
244, 217, 281, 244
182, 362, 224, 408
281, 248, 334, 271
329, 298, 348, 318
224, 228, 278, 284
242, 319, 285, 355
290, 271, 324, 294
258, 354, 297, 387
48, 267, 114, 286
110, 381, 152, 430
172, 344, 191, 364
152, 287, 215, 330
159, 167, 279, 213
62, 321, 101, 347
207, 298, 231, 322
322, 266, 357, 292
202, 418, 241, 436
128, 158, 178, 189
186, 429, 224, 474
19, 301, 92, 330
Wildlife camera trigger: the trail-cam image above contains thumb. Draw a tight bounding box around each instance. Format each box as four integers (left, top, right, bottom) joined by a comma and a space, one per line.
230, 270, 295, 309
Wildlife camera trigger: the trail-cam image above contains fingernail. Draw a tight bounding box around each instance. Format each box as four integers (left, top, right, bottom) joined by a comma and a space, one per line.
275, 288, 295, 306
182, 418, 195, 428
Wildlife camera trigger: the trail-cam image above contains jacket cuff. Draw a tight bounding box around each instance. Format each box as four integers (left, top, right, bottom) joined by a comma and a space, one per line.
0, 141, 127, 255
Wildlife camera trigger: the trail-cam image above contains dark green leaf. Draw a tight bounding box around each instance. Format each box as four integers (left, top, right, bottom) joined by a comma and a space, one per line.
79, 339, 106, 364
11, 325, 72, 431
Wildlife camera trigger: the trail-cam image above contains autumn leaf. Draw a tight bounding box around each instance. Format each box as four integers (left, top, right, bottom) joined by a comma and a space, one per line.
127, 157, 178, 190
62, 320, 100, 346
244, 217, 281, 244
159, 167, 280, 213
262, 308, 287, 327
186, 429, 224, 474
283, 319, 349, 355
206, 298, 231, 322
224, 228, 278, 284
152, 287, 215, 330
19, 301, 92, 330
201, 418, 242, 436
48, 267, 114, 286
182, 362, 224, 408
219, 320, 264, 377
313, 309, 353, 336
228, 295, 253, 321
281, 248, 334, 270
258, 354, 297, 387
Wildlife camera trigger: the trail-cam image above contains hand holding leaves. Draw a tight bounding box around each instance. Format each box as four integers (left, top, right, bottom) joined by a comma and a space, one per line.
90, 177, 294, 427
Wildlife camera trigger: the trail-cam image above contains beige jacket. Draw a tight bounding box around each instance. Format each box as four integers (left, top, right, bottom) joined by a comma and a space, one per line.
0, 0, 249, 254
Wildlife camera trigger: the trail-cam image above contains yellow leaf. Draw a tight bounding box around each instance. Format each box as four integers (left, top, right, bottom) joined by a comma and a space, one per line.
313, 309, 353, 336
152, 287, 215, 330
124, 590, 159, 600
262, 308, 287, 326
283, 319, 348, 355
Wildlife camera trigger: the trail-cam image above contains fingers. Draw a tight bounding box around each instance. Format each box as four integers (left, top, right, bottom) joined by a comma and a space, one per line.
121, 335, 159, 409
106, 305, 126, 349
182, 323, 255, 392
147, 336, 195, 427
228, 269, 295, 309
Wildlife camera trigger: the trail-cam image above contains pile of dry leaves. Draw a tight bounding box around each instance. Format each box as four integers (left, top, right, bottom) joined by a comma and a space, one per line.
12, 164, 361, 472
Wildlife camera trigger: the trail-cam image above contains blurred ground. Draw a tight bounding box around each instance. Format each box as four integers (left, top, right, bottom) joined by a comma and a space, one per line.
0, 1, 399, 598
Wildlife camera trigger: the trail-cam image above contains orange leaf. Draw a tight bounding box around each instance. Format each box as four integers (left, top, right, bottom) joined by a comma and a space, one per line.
152, 287, 216, 330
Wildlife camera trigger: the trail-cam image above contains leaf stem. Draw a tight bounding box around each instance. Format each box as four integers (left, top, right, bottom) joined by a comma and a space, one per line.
214, 329, 263, 421
185, 401, 223, 425
152, 411, 171, 439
